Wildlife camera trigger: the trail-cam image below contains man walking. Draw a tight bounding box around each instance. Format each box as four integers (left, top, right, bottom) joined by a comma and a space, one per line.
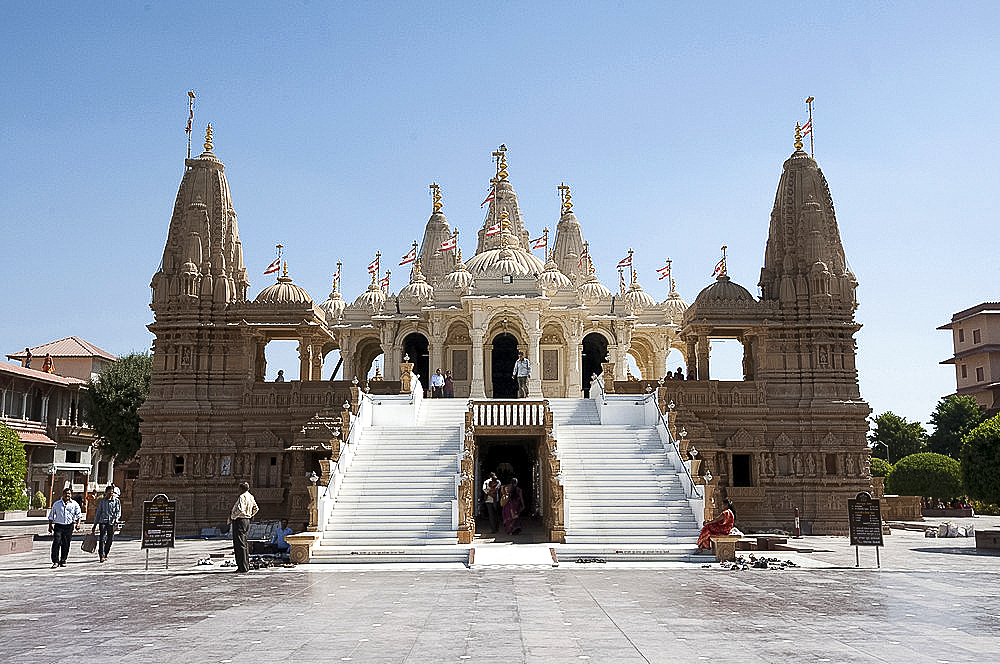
228, 482, 258, 573
512, 351, 531, 398
48, 488, 82, 568
92, 485, 121, 562
430, 368, 445, 398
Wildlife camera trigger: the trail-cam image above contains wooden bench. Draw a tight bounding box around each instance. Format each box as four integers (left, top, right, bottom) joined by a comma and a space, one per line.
710, 535, 742, 562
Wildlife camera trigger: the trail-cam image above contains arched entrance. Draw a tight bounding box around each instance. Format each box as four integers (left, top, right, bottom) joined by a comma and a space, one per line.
477, 436, 541, 541
582, 332, 608, 397
491, 333, 519, 398
402, 332, 430, 395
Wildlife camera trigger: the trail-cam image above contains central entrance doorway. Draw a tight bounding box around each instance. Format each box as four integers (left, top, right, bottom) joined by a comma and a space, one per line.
582, 332, 608, 397
490, 333, 519, 398
476, 435, 544, 542
402, 332, 429, 396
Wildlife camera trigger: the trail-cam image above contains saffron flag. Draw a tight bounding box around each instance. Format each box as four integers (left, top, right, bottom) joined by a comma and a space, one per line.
801, 119, 812, 136
485, 223, 501, 237
264, 258, 281, 275
368, 256, 380, 274
617, 255, 632, 268
530, 235, 547, 250
440, 235, 458, 252
712, 257, 726, 277
399, 247, 416, 265
481, 187, 495, 207
656, 264, 671, 280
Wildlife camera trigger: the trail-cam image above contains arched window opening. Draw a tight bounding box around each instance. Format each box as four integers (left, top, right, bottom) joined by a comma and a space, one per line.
665, 348, 687, 379
402, 333, 430, 395
581, 333, 608, 397
263, 340, 300, 382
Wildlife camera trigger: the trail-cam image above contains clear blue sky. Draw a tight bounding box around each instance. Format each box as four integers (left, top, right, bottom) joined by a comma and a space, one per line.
3, 2, 998, 427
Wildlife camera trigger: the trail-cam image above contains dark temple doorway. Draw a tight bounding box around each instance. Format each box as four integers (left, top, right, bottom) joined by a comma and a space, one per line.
402, 332, 429, 396
491, 333, 519, 398
582, 332, 609, 397
476, 436, 543, 542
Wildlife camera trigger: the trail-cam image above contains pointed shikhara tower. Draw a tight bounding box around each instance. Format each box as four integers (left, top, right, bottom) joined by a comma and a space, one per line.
134, 127, 343, 535
674, 129, 871, 534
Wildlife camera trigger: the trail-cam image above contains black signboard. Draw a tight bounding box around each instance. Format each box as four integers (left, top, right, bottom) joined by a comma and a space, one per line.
848, 492, 883, 547
142, 494, 176, 549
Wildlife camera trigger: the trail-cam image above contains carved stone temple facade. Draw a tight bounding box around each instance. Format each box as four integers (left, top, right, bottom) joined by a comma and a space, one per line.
132, 128, 871, 536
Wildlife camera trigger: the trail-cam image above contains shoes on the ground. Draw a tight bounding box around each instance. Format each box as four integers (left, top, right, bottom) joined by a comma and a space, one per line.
51, 563, 58, 569
58, 563, 66, 567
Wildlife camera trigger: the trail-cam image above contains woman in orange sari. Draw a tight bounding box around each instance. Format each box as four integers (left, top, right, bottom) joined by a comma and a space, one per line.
695, 499, 735, 553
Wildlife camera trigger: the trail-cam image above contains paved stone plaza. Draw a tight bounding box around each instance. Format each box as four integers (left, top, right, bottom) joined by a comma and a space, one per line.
2, 518, 999, 664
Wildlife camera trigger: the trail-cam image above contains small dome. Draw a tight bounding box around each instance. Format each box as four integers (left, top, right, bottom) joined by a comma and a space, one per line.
353, 281, 386, 312
623, 279, 656, 314
255, 273, 314, 305
399, 263, 434, 305
442, 251, 474, 293
465, 246, 545, 278
660, 290, 689, 324
693, 274, 755, 305
578, 273, 612, 305
537, 256, 572, 292
319, 289, 346, 323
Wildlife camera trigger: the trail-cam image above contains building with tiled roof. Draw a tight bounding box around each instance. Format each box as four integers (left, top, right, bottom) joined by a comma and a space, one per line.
7, 336, 116, 382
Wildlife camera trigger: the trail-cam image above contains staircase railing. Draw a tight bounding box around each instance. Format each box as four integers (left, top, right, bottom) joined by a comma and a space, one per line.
317, 390, 377, 528
470, 400, 547, 427
650, 396, 702, 500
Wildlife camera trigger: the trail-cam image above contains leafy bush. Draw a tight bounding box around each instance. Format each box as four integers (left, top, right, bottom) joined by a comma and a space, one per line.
32, 491, 47, 509
10, 493, 30, 510
970, 500, 1000, 516
928, 395, 986, 459
869, 457, 892, 478
961, 414, 1000, 505
885, 452, 962, 499
0, 423, 28, 511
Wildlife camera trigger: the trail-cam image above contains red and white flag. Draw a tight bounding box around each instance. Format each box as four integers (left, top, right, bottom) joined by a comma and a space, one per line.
485, 223, 501, 237
530, 235, 547, 250
399, 247, 417, 265
617, 255, 632, 268
712, 257, 726, 277
440, 234, 458, 252
578, 247, 589, 268
333, 265, 341, 282
801, 119, 812, 136
264, 258, 281, 275
481, 187, 495, 207
368, 256, 380, 274
379, 274, 389, 289
656, 264, 671, 280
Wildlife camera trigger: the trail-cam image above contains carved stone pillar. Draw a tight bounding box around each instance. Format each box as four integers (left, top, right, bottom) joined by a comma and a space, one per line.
527, 331, 542, 398
470, 328, 486, 399
696, 335, 710, 381
298, 338, 313, 381
311, 339, 324, 382
602, 362, 616, 393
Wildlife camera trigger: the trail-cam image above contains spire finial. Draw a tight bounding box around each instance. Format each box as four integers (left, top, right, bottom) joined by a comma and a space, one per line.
794, 122, 803, 151
204, 124, 214, 153
430, 182, 442, 214
282, 260, 288, 278
558, 183, 574, 214
334, 261, 342, 295
493, 144, 508, 181
456, 247, 463, 262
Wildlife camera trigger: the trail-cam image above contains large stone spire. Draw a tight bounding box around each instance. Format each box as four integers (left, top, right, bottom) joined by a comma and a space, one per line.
150, 125, 249, 311
417, 183, 457, 285
476, 145, 531, 254
758, 131, 857, 318
551, 183, 586, 283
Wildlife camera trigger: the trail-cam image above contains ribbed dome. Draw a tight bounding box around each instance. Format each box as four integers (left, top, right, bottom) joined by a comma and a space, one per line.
465, 246, 545, 278
537, 256, 572, 292
660, 290, 689, 324
441, 251, 474, 293
578, 273, 612, 304
694, 275, 755, 305
254, 274, 314, 305
319, 289, 346, 323
623, 279, 656, 314
398, 262, 434, 305
353, 282, 386, 312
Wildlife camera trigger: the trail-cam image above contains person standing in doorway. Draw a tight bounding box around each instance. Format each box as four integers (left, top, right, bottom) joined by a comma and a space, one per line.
482, 472, 501, 534
443, 370, 454, 398
47, 488, 82, 568
512, 351, 531, 398
501, 477, 525, 535
430, 369, 445, 398
228, 482, 258, 573
92, 485, 121, 562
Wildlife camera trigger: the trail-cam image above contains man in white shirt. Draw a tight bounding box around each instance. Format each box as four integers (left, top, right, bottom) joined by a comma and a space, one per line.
430, 368, 445, 398
228, 482, 259, 573
512, 351, 531, 398
48, 488, 82, 568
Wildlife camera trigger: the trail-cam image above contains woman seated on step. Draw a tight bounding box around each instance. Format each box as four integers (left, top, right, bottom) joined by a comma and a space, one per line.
695, 499, 736, 554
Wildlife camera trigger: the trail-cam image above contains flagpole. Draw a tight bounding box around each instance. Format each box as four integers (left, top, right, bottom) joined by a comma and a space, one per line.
186, 91, 195, 158
806, 96, 815, 157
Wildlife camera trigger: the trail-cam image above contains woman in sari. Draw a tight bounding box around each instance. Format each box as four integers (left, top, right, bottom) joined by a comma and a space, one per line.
695, 499, 735, 554
501, 477, 524, 535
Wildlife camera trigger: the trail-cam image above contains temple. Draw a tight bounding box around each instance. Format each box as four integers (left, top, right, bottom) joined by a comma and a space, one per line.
131, 126, 872, 549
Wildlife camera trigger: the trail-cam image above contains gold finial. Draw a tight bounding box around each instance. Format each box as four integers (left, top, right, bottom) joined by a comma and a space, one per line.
204, 124, 214, 153
493, 144, 508, 181
335, 261, 342, 294
794, 122, 803, 151
430, 182, 442, 214
558, 183, 574, 214
456, 247, 463, 262
282, 260, 288, 278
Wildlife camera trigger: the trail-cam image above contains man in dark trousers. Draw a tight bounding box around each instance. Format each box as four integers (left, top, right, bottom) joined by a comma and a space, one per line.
47, 487, 82, 568
228, 482, 259, 573
92, 485, 121, 562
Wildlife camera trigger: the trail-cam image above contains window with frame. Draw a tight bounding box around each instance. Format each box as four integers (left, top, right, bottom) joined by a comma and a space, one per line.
961, 364, 968, 379
976, 366, 985, 382
732, 454, 752, 487
958, 328, 965, 342
973, 329, 982, 344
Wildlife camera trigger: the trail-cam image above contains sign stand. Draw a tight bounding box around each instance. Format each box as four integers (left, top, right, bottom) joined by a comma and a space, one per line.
141, 493, 177, 570
848, 491, 883, 568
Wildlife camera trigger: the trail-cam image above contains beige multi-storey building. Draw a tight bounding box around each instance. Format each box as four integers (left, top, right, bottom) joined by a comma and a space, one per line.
133, 126, 872, 538
939, 302, 1000, 412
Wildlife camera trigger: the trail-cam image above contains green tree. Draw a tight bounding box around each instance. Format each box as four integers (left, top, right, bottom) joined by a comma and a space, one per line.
885, 452, 963, 499
928, 395, 986, 459
961, 414, 1000, 505
0, 422, 28, 510
83, 352, 152, 461
869, 457, 892, 478
868, 412, 927, 463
